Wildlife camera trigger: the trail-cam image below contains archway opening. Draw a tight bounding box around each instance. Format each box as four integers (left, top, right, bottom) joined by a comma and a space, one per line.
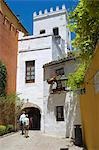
23, 107, 41, 130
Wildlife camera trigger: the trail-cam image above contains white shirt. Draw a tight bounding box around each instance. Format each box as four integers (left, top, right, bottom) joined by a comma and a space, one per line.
24, 117, 29, 126
19, 114, 26, 124
52, 81, 57, 89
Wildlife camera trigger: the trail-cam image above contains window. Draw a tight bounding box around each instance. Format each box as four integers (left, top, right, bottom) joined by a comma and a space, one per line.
40, 29, 45, 34
53, 27, 59, 36
25, 61, 35, 83
56, 68, 64, 76
56, 106, 64, 121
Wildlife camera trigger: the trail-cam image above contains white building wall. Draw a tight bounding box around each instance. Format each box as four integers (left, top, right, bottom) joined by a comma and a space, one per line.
17, 35, 53, 106
43, 82, 66, 137
43, 59, 81, 137
33, 6, 71, 53
18, 31, 25, 39
18, 35, 52, 52
17, 34, 64, 131
43, 81, 81, 138
33, 12, 67, 41
52, 36, 65, 60
17, 5, 72, 135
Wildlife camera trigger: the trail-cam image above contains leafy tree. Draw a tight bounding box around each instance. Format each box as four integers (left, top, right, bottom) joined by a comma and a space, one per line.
67, 0, 99, 90
0, 93, 23, 128
0, 61, 23, 129
69, 0, 99, 59
0, 61, 7, 96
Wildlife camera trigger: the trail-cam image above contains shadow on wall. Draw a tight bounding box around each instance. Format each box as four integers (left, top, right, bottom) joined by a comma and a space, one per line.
47, 92, 66, 114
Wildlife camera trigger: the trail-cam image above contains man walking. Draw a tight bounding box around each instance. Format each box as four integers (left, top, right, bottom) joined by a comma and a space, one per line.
19, 111, 26, 135
24, 114, 29, 138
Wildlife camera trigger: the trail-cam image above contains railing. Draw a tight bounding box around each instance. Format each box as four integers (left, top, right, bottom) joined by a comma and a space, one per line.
48, 77, 68, 93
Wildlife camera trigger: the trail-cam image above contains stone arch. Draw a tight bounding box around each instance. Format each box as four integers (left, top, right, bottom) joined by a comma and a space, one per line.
21, 102, 41, 130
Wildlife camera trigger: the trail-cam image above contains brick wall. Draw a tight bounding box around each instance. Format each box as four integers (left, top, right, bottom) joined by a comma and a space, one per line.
0, 11, 18, 94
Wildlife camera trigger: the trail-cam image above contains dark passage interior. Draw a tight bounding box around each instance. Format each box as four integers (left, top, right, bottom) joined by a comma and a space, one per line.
24, 107, 41, 130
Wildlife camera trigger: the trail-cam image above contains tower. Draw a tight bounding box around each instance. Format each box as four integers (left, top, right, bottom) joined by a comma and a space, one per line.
33, 5, 71, 53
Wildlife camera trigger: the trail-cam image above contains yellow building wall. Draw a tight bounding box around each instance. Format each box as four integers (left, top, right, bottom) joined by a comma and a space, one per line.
80, 43, 99, 150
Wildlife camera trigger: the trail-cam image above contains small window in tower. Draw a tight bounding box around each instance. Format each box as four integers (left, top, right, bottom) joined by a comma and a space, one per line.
53, 27, 59, 36
40, 29, 45, 34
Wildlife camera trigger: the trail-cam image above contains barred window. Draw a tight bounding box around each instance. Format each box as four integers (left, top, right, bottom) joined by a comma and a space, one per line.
56, 106, 64, 121
25, 61, 35, 83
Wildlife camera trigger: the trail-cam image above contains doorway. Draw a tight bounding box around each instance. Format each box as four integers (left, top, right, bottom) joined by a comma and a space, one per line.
23, 107, 41, 130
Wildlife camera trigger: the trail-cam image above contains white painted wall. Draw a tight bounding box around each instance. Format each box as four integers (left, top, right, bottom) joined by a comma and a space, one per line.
43, 59, 81, 137
52, 36, 65, 60
43, 83, 67, 137
17, 6, 72, 135
43, 81, 81, 138
33, 7, 71, 53
17, 34, 64, 131
18, 35, 52, 52
17, 35, 53, 108
18, 31, 25, 39
33, 12, 67, 41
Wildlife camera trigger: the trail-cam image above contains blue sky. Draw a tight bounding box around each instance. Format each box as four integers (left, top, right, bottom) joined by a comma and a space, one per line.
6, 0, 78, 34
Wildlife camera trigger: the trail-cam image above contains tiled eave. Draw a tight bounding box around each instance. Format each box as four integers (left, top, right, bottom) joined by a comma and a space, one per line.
43, 57, 76, 68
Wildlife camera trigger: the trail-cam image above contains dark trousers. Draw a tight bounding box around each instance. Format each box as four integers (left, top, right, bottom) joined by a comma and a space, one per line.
24, 125, 29, 137
20, 121, 24, 135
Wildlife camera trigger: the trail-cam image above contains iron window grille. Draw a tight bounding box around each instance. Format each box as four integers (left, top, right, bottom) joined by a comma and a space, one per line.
56, 106, 64, 121
25, 60, 35, 83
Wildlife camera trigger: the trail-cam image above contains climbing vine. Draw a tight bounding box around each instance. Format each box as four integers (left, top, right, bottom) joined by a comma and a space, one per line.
0, 61, 7, 96
67, 63, 86, 90
67, 0, 99, 90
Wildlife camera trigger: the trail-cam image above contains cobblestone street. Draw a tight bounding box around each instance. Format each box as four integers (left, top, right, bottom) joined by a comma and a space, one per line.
0, 131, 83, 150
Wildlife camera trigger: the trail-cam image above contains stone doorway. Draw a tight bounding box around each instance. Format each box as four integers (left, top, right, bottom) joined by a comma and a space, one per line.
25, 107, 41, 130
21, 102, 41, 130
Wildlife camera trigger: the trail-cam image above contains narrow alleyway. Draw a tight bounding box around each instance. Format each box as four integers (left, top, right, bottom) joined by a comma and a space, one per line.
0, 131, 83, 150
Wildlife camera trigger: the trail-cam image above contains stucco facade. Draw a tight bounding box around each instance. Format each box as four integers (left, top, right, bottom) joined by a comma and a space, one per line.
33, 5, 71, 52
17, 35, 65, 132
17, 5, 73, 135
80, 43, 99, 150
43, 58, 81, 137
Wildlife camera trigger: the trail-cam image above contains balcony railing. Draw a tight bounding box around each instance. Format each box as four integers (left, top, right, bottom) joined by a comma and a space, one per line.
47, 75, 68, 93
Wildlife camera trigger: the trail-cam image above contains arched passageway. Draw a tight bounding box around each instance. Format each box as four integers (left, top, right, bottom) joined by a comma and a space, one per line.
24, 107, 41, 130
21, 102, 41, 130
